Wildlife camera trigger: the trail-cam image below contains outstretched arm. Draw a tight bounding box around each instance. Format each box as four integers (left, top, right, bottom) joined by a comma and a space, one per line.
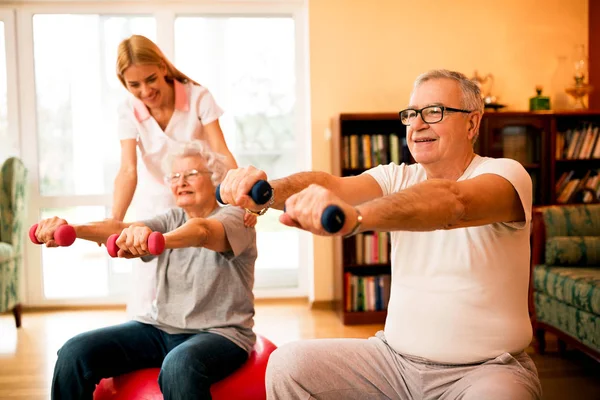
164, 217, 231, 253
281, 173, 526, 236
33, 217, 132, 247
356, 174, 525, 232
112, 216, 232, 258
218, 166, 383, 211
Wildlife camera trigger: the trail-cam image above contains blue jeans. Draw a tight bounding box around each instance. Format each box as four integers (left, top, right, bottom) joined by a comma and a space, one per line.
51, 321, 248, 400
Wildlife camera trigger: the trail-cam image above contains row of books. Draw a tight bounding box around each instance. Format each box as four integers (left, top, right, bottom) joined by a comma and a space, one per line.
556, 169, 600, 204
344, 273, 391, 312
345, 232, 390, 265
556, 125, 600, 160
342, 133, 409, 169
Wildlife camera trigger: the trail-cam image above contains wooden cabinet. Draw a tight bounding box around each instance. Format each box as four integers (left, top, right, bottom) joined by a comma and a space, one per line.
332, 110, 600, 325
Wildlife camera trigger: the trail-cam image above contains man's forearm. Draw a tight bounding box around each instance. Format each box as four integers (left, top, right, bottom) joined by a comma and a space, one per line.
74, 220, 131, 244
270, 171, 338, 210
358, 179, 465, 232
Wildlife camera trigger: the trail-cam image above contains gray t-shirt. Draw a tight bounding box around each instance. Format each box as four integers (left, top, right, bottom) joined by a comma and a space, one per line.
134, 206, 257, 353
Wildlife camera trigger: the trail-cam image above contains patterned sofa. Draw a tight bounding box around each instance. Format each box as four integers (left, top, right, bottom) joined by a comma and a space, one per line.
0, 157, 28, 328
531, 204, 600, 362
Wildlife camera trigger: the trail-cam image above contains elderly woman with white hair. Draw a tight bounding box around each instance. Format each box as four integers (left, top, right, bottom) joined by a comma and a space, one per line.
32, 140, 258, 400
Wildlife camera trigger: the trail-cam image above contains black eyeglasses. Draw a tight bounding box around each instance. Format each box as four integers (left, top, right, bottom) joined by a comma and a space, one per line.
399, 105, 472, 126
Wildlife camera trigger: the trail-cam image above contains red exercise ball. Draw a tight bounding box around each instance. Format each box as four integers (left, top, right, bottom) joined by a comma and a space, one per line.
93, 334, 277, 400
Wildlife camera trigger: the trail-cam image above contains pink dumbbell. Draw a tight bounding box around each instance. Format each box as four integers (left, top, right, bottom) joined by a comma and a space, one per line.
106, 232, 165, 258
29, 224, 77, 247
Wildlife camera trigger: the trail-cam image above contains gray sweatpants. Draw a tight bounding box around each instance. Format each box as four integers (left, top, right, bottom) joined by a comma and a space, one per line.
266, 331, 541, 400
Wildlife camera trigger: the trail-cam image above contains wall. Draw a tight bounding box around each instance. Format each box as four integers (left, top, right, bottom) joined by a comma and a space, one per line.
590, 0, 599, 109
308, 0, 589, 301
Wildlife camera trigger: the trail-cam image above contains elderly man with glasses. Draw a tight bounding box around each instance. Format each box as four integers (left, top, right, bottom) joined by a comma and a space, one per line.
33, 140, 259, 400
218, 69, 541, 400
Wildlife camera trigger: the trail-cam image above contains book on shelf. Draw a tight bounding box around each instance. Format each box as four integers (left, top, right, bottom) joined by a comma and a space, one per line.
350, 232, 389, 265
344, 273, 391, 312
556, 169, 600, 203
556, 125, 600, 160
343, 133, 406, 170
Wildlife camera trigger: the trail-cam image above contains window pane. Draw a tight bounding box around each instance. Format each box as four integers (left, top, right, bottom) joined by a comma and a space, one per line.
41, 206, 131, 299
33, 15, 156, 196
175, 17, 296, 164
0, 21, 17, 161
175, 17, 300, 288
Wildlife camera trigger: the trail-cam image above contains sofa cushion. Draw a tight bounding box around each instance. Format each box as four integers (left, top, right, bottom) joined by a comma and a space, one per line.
534, 291, 600, 353
542, 204, 600, 238
546, 236, 600, 266
533, 265, 600, 315
0, 242, 14, 262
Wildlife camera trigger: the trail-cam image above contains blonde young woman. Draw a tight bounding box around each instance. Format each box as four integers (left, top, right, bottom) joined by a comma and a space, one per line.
113, 35, 256, 317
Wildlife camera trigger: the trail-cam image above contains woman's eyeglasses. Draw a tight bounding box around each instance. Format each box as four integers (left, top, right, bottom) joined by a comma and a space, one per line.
165, 169, 211, 185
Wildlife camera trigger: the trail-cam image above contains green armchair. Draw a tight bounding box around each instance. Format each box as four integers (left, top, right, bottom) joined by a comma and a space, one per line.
531, 204, 600, 362
0, 157, 28, 328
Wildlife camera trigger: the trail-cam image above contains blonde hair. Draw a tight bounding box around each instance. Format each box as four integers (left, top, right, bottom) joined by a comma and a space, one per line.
163, 140, 229, 188
116, 35, 200, 87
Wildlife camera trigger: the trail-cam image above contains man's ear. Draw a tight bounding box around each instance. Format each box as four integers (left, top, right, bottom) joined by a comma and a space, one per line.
467, 111, 482, 141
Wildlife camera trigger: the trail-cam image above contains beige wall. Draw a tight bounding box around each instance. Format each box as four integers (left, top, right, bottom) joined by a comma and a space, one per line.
308, 0, 589, 301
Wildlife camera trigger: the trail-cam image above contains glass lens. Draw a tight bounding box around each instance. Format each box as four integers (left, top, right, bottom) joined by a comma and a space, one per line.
400, 109, 416, 124
166, 172, 181, 184
422, 106, 443, 123
184, 170, 199, 181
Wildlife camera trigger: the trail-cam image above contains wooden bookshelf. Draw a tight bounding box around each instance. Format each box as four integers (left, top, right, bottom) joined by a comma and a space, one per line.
331, 113, 402, 325
332, 110, 600, 325
480, 110, 600, 205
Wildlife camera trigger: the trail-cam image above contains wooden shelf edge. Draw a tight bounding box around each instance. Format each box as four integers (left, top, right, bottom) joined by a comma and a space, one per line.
343, 310, 387, 325
344, 263, 391, 269
555, 158, 600, 162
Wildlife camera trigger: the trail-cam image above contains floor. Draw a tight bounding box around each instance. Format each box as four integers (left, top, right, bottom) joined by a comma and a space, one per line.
0, 300, 598, 399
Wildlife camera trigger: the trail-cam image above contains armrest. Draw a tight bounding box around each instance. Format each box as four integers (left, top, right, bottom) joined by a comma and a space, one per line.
0, 158, 28, 254
529, 207, 547, 319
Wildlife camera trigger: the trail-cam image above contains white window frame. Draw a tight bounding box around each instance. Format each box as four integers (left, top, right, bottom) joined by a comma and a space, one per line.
0, 8, 24, 299
0, 9, 20, 159
10, 1, 310, 306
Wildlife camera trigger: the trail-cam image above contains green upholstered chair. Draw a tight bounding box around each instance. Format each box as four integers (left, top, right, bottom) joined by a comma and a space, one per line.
531, 204, 600, 362
0, 157, 28, 328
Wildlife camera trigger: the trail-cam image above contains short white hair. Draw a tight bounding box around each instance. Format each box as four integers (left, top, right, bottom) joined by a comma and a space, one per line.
413, 69, 484, 114
162, 140, 228, 187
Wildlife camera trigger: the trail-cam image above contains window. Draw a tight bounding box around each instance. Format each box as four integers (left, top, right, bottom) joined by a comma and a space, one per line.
33, 15, 156, 197
0, 19, 18, 161
175, 16, 303, 289
15, 4, 308, 305
32, 14, 156, 300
